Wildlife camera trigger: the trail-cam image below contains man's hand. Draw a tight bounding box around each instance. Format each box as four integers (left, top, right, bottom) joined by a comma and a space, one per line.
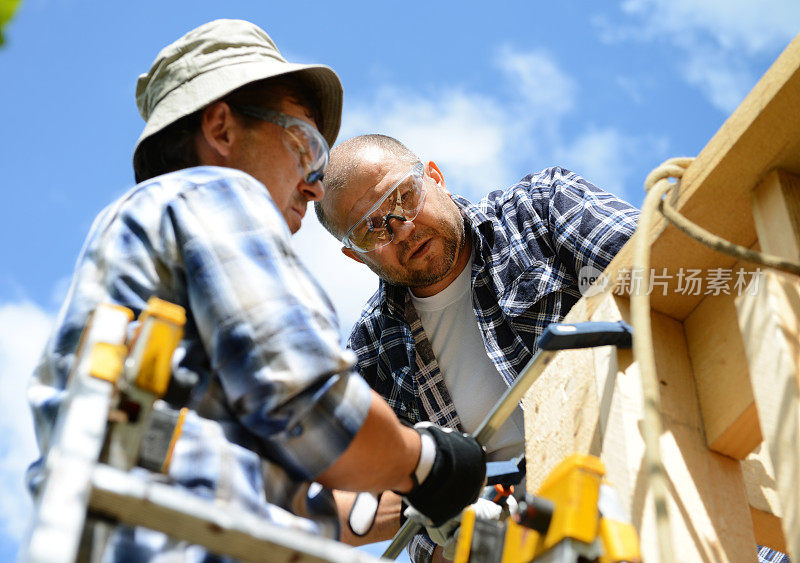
406, 498, 502, 560
401, 422, 486, 527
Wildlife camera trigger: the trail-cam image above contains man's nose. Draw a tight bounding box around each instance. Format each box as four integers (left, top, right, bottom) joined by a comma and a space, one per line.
299, 178, 324, 202
387, 215, 415, 242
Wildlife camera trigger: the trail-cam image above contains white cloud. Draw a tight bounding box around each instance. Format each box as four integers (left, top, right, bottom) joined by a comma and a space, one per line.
554, 128, 633, 196
621, 0, 799, 55
615, 76, 646, 105
341, 87, 516, 197
340, 46, 657, 203
555, 128, 669, 197
0, 301, 54, 545
682, 47, 756, 114
495, 46, 576, 121
602, 0, 800, 112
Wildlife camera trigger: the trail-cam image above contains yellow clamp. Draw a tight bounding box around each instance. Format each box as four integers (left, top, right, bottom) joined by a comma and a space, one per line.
129, 297, 186, 396
599, 517, 641, 563
88, 303, 134, 383
161, 407, 189, 474
454, 454, 641, 562
89, 342, 128, 383
535, 453, 604, 553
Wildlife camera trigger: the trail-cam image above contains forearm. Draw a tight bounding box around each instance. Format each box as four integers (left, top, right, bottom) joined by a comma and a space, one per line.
334, 490, 402, 546
317, 390, 420, 493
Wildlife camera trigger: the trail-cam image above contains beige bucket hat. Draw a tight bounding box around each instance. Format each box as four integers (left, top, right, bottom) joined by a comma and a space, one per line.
133, 19, 343, 162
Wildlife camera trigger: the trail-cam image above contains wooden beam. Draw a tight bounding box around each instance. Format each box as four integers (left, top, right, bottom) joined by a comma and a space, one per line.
524, 292, 757, 561
751, 508, 787, 554
736, 169, 800, 558
741, 445, 786, 552
684, 291, 761, 458
752, 169, 800, 262
89, 464, 381, 563
736, 271, 800, 559
521, 343, 601, 489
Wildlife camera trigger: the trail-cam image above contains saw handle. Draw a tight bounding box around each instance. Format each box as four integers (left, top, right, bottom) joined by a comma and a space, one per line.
536, 321, 633, 351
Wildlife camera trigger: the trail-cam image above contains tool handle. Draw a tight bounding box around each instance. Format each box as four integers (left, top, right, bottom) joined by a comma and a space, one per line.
536, 321, 632, 351
382, 520, 422, 559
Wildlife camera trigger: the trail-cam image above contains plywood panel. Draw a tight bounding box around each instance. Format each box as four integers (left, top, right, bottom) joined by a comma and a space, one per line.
525, 293, 756, 561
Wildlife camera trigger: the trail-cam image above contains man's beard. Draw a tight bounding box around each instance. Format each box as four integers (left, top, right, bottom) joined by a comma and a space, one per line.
368, 216, 467, 289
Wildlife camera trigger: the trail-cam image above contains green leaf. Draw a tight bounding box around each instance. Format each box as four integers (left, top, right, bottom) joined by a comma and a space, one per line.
0, 0, 22, 47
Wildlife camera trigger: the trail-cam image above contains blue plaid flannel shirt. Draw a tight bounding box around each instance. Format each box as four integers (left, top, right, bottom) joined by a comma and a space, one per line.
28, 166, 372, 559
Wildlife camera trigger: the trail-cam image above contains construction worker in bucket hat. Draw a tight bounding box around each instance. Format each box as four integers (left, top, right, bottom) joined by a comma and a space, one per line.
28, 19, 486, 560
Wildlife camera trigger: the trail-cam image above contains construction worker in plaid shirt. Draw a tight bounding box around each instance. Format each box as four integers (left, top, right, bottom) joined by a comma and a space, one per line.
28, 21, 486, 561
315, 134, 639, 562
318, 135, 792, 563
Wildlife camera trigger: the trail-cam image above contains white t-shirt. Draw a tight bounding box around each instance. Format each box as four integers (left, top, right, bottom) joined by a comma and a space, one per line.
409, 254, 525, 462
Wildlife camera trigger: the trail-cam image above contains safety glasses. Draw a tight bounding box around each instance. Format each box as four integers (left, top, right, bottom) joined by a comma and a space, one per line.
230, 104, 329, 184
342, 162, 427, 253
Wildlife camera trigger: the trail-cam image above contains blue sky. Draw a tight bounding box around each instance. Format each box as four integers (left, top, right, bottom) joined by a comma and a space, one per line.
1, 0, 798, 560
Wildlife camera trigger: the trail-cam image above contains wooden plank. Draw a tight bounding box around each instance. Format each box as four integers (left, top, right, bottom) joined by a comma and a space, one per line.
739, 169, 800, 553
751, 508, 787, 554
22, 305, 131, 563
752, 169, 800, 262
525, 292, 756, 561
684, 291, 761, 458
89, 464, 380, 563
736, 270, 800, 559
741, 445, 785, 552
522, 344, 601, 488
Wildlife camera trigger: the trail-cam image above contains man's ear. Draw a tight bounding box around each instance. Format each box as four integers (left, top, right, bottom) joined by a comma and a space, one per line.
199, 101, 238, 161
426, 161, 447, 192
342, 247, 364, 264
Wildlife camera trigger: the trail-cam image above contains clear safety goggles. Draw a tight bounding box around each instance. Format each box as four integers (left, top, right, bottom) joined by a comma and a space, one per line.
231, 104, 330, 184
342, 161, 427, 253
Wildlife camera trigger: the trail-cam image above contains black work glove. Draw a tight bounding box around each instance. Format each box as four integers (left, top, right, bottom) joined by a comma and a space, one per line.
400, 422, 486, 527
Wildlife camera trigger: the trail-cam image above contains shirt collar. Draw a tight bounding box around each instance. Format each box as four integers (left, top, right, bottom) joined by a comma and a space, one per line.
452, 194, 495, 249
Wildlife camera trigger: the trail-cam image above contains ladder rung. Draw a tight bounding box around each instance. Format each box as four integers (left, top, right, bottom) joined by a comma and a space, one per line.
88, 464, 382, 563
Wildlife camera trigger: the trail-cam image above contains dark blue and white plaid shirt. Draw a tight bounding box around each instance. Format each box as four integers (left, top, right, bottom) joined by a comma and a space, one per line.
348, 167, 639, 561
29, 166, 372, 559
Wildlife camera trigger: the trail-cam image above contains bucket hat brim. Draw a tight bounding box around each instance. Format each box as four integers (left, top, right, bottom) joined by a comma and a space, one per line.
134, 59, 342, 161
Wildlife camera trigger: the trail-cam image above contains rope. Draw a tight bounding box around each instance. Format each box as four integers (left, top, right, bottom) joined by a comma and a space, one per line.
658, 196, 800, 277
633, 157, 800, 562
632, 157, 690, 563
